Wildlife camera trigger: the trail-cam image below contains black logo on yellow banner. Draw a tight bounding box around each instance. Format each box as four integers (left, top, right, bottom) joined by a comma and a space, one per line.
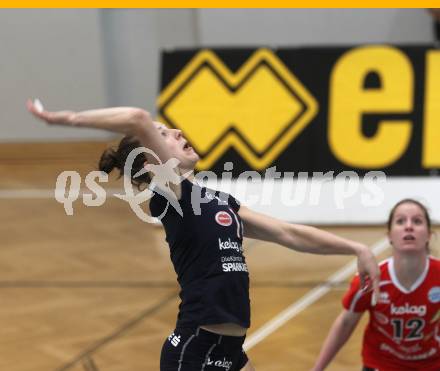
158, 49, 318, 170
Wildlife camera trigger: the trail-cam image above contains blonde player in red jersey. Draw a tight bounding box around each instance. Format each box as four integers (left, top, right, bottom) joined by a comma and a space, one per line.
313, 198, 439, 371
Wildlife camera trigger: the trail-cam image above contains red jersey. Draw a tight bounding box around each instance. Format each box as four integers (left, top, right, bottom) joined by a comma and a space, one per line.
343, 256, 440, 371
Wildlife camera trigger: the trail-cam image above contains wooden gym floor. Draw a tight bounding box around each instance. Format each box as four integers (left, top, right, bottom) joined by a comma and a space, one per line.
1, 142, 439, 371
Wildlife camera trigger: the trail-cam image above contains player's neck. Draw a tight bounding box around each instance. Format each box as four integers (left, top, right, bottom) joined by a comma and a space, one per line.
181, 168, 195, 182
393, 253, 428, 290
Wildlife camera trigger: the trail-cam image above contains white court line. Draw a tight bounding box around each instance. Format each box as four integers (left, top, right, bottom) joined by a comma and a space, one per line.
243, 237, 389, 351
0, 189, 123, 199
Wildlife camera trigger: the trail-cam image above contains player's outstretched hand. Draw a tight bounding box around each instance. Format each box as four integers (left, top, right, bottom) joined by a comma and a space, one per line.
27, 98, 75, 127
356, 244, 380, 306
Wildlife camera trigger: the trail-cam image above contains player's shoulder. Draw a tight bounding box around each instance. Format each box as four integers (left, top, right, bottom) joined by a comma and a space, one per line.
378, 257, 392, 274
428, 256, 440, 270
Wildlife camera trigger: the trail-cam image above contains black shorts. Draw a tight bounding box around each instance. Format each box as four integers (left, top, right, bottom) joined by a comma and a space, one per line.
160, 327, 249, 371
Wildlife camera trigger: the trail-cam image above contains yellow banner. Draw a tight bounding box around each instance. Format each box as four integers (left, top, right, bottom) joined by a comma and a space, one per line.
159, 46, 440, 174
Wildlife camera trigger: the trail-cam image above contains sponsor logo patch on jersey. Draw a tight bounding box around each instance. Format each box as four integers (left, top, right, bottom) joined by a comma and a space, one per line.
373, 311, 389, 325
215, 211, 232, 226
428, 287, 440, 303
207, 356, 233, 370
390, 303, 427, 317
167, 332, 181, 347
379, 291, 391, 304
218, 238, 242, 252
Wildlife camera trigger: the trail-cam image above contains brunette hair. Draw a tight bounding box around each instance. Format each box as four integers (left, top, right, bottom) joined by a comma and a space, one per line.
387, 198, 432, 232
99, 135, 150, 189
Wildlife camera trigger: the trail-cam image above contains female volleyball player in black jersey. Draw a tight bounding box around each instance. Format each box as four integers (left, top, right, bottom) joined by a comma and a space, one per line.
27, 100, 380, 371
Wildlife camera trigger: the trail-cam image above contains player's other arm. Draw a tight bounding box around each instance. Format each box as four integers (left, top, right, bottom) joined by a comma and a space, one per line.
240, 206, 364, 255
312, 309, 363, 371
238, 206, 380, 302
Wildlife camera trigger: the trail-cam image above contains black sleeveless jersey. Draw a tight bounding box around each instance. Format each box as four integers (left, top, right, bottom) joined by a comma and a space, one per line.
149, 179, 250, 329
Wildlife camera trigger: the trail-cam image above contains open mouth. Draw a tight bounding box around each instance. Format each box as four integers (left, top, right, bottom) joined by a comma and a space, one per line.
403, 235, 415, 241
183, 141, 193, 152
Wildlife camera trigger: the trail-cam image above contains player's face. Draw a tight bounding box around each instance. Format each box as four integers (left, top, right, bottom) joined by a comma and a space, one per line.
154, 122, 199, 169
388, 202, 431, 253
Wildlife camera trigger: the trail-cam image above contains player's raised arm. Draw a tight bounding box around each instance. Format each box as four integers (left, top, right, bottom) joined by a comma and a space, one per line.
26, 99, 173, 166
